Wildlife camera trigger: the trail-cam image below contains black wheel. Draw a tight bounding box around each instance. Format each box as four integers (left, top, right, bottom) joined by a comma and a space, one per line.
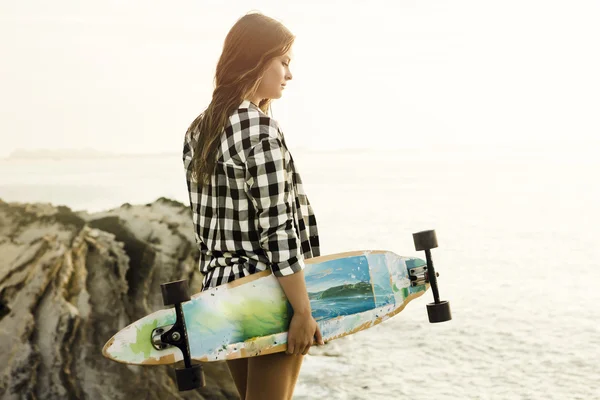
413, 230, 438, 251
161, 280, 190, 306
175, 364, 205, 391
426, 300, 452, 323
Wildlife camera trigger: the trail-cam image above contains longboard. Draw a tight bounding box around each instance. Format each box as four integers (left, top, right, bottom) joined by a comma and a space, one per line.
102, 250, 431, 365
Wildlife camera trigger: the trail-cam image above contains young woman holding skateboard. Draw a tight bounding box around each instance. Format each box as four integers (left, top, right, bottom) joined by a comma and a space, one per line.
182, 11, 324, 400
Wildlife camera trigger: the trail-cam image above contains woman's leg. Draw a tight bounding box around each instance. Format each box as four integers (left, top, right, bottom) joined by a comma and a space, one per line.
226, 358, 249, 400
246, 352, 304, 400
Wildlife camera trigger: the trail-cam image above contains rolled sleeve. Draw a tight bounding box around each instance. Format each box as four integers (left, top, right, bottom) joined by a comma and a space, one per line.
244, 137, 305, 277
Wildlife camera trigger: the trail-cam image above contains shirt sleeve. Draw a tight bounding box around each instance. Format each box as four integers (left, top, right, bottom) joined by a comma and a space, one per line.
182, 131, 192, 172
244, 136, 305, 277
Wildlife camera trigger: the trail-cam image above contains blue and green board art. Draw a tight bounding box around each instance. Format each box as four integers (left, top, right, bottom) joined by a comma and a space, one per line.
103, 250, 428, 364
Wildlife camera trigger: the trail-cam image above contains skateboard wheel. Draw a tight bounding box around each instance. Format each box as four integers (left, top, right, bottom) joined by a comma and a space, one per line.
176, 364, 205, 391
413, 230, 438, 251
161, 280, 191, 306
426, 300, 451, 323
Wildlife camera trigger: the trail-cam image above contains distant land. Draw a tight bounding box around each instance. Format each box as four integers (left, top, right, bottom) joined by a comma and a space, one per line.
4, 148, 179, 160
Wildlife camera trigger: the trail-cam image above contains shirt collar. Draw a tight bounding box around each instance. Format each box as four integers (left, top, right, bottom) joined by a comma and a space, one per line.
239, 99, 261, 110
237, 99, 283, 142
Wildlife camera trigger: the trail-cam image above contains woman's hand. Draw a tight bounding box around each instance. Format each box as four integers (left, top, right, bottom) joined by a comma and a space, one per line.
286, 310, 324, 356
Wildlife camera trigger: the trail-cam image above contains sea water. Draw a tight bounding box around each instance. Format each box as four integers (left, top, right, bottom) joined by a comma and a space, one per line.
1, 144, 598, 399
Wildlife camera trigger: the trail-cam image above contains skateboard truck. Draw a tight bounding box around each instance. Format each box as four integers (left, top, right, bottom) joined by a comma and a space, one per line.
412, 230, 452, 323
155, 279, 205, 391
151, 325, 174, 350
408, 265, 439, 287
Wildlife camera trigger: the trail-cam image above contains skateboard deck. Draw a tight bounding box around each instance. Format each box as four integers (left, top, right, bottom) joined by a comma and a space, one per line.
102, 250, 430, 365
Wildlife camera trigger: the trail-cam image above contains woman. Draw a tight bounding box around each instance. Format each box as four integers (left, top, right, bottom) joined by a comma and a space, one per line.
182, 11, 324, 400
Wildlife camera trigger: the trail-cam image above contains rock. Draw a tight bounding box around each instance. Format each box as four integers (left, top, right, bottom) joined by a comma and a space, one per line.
0, 197, 240, 400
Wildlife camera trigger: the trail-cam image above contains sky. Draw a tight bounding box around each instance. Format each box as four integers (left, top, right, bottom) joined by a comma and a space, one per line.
1, 0, 599, 157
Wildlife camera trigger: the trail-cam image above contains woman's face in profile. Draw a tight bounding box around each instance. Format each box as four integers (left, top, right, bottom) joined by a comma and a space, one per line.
257, 49, 294, 101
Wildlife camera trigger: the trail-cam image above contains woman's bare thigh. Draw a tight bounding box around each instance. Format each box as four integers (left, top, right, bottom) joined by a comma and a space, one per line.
226, 358, 249, 400
246, 352, 304, 400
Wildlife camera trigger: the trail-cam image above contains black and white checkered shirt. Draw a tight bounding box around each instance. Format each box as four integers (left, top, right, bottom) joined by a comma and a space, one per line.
183, 100, 320, 290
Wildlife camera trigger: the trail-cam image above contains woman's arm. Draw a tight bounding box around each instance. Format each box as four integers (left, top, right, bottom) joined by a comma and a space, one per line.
276, 270, 311, 316
277, 269, 324, 354
244, 133, 324, 354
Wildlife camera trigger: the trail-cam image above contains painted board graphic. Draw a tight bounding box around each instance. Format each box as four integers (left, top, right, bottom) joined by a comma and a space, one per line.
103, 250, 429, 364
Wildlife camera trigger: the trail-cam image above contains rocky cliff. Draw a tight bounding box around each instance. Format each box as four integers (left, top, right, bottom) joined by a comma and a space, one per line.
0, 197, 239, 399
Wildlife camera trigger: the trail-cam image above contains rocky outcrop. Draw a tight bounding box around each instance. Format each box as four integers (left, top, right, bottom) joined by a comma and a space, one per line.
0, 197, 239, 400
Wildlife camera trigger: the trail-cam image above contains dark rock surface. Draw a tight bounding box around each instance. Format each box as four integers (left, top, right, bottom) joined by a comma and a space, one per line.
0, 197, 240, 399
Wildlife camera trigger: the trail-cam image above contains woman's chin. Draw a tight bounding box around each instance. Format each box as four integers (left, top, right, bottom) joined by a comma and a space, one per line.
266, 90, 283, 100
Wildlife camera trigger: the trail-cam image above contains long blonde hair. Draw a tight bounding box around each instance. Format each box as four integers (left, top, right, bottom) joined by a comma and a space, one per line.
187, 11, 295, 186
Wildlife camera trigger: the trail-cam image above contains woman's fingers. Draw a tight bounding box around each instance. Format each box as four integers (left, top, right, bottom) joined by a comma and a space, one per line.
301, 339, 311, 355
315, 325, 324, 345
288, 338, 308, 355
288, 319, 325, 355
297, 341, 307, 355
287, 335, 295, 354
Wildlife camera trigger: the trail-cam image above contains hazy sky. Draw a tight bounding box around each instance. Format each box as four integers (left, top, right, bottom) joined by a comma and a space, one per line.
1, 0, 598, 157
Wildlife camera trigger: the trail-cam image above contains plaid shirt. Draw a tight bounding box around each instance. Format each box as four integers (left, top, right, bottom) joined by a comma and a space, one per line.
183, 100, 320, 290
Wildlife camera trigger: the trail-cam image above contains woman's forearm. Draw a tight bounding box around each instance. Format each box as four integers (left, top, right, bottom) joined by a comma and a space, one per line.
276, 270, 312, 316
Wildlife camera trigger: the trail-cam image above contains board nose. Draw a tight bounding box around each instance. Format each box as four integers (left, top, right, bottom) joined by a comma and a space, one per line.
102, 337, 116, 359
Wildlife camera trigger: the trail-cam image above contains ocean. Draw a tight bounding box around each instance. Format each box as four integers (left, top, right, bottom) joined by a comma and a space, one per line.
1, 144, 598, 399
